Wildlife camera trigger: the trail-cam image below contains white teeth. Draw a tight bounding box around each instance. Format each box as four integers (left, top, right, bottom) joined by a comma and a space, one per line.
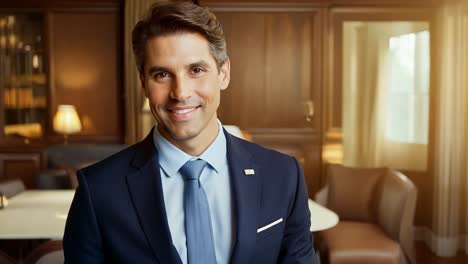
173, 108, 195, 114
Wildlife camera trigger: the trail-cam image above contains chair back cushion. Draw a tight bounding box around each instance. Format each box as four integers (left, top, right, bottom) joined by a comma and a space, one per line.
36, 169, 70, 189
0, 180, 26, 198
327, 164, 386, 221
46, 144, 127, 168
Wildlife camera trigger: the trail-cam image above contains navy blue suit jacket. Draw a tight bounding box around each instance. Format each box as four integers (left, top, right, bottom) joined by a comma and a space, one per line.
63, 130, 316, 263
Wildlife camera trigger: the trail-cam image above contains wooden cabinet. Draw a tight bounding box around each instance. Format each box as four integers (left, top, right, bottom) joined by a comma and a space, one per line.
0, 13, 48, 141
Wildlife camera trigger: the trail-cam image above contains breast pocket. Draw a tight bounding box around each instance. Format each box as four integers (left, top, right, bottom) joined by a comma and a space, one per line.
252, 218, 286, 263
256, 217, 285, 240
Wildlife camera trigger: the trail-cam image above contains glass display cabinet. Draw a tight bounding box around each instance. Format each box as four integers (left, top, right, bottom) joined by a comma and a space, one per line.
0, 13, 47, 140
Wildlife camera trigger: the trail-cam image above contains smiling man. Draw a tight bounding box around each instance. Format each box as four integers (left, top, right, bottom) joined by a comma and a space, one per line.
143, 32, 229, 155
63, 1, 316, 264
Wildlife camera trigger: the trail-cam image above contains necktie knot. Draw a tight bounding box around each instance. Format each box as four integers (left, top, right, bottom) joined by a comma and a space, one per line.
180, 159, 207, 181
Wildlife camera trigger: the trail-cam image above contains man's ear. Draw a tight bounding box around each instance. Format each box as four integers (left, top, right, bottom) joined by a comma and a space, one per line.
219, 58, 231, 91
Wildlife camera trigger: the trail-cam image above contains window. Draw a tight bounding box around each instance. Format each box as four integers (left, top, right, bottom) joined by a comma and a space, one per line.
385, 31, 430, 144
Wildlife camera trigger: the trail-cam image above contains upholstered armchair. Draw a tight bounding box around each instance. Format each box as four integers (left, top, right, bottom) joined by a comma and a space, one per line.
315, 164, 417, 264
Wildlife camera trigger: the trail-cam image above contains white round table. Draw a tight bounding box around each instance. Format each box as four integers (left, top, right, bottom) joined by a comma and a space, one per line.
308, 199, 339, 232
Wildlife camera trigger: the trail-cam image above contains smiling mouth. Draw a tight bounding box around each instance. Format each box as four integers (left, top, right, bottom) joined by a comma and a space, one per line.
169, 107, 198, 114
167, 106, 200, 120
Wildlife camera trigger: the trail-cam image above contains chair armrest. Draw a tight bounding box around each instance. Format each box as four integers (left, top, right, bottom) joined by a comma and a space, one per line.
377, 170, 417, 264
398, 174, 417, 264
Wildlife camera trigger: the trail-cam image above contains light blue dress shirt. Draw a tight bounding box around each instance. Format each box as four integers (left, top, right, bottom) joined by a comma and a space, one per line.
153, 120, 235, 264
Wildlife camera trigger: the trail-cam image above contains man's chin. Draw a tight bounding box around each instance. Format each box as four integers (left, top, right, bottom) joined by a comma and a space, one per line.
164, 127, 200, 142
170, 132, 198, 141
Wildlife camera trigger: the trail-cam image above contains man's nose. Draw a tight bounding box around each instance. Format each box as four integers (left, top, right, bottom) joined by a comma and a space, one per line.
169, 77, 192, 101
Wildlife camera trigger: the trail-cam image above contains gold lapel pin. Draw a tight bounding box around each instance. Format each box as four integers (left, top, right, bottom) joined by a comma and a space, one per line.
244, 169, 255, 175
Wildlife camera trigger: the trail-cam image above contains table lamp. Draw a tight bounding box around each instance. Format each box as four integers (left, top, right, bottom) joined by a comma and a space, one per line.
0, 193, 7, 209
53, 104, 82, 144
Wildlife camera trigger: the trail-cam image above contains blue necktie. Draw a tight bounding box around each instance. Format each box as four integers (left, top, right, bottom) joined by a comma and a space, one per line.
180, 159, 217, 264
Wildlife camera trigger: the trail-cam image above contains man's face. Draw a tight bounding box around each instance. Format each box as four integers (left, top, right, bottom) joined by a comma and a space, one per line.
141, 32, 230, 149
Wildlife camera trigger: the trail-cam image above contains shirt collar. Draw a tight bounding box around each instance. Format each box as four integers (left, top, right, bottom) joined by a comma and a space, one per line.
153, 120, 227, 178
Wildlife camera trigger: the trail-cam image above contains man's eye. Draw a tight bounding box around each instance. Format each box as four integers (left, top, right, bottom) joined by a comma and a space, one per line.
154, 72, 169, 79
191, 67, 205, 75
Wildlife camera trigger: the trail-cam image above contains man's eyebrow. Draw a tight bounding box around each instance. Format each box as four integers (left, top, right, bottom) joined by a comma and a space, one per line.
188, 60, 212, 69
147, 60, 212, 74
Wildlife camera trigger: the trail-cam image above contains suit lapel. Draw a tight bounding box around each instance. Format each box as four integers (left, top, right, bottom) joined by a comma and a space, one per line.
225, 131, 261, 264
126, 131, 182, 264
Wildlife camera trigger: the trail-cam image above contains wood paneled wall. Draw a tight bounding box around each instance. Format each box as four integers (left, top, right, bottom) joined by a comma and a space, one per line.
49, 11, 123, 143
217, 11, 320, 129
202, 0, 439, 7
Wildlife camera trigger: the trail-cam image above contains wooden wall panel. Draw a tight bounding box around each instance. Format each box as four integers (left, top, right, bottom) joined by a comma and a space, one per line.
217, 13, 266, 128
49, 12, 122, 143
0, 0, 120, 10
202, 0, 440, 7
263, 13, 313, 128
217, 11, 319, 129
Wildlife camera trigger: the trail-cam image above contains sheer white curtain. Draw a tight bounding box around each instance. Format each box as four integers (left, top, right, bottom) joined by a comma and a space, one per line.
342, 22, 429, 171
432, 0, 468, 256
342, 22, 386, 167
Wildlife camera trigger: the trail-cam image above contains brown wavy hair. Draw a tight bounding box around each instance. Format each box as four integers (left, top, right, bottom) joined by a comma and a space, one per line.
132, 1, 227, 74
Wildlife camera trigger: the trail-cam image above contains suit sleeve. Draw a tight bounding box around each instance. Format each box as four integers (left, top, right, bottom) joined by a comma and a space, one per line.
277, 157, 317, 264
63, 170, 105, 264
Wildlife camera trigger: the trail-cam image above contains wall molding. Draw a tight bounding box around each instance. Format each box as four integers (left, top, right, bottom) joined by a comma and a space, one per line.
248, 128, 319, 144
414, 226, 467, 257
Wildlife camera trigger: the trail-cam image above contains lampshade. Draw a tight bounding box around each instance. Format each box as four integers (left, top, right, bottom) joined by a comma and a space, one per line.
53, 105, 82, 134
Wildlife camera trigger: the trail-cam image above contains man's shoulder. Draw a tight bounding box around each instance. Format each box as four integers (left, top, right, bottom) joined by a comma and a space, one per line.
77, 141, 143, 183
229, 135, 302, 199
228, 134, 296, 165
